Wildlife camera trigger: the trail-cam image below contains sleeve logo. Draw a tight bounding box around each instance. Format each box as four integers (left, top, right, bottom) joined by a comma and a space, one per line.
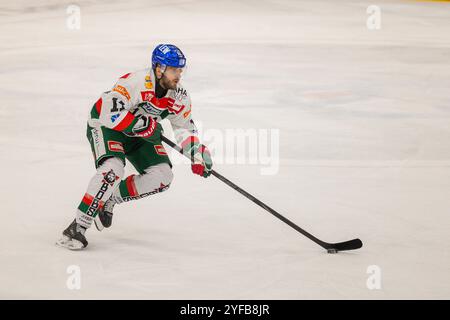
183, 108, 191, 118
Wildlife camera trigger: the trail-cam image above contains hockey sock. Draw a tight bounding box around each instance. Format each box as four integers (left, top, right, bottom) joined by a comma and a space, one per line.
76, 157, 124, 228
110, 163, 173, 204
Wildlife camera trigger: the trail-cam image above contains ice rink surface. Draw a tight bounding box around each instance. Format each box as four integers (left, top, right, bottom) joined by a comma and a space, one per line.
0, 0, 449, 299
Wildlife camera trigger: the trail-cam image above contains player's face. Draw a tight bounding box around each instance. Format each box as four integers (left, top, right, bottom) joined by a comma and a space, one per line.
160, 66, 184, 90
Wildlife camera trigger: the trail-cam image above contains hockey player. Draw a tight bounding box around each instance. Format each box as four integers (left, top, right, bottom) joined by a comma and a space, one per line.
57, 44, 213, 250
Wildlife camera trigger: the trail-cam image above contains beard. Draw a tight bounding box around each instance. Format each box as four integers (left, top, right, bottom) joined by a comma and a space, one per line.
159, 76, 178, 90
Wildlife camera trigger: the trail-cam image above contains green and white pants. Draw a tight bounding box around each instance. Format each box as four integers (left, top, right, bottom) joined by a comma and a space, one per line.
75, 124, 173, 229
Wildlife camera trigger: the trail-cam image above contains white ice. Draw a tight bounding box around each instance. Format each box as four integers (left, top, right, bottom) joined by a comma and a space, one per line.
0, 0, 450, 299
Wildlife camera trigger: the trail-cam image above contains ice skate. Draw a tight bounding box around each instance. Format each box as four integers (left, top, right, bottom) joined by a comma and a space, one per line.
94, 199, 115, 231
56, 220, 88, 250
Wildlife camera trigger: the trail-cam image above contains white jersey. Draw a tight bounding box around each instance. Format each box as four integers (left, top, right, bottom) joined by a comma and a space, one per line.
88, 68, 198, 146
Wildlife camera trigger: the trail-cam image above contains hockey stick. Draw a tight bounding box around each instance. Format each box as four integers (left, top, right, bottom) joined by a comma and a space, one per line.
161, 135, 363, 253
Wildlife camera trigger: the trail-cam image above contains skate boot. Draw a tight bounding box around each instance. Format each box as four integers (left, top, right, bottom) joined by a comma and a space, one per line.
56, 219, 88, 250
94, 198, 115, 231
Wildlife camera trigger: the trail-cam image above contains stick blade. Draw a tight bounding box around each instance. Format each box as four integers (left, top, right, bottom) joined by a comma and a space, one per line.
328, 238, 363, 252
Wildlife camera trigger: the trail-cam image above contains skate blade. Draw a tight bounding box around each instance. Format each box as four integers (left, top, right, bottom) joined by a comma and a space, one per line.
56, 235, 85, 250
94, 216, 104, 232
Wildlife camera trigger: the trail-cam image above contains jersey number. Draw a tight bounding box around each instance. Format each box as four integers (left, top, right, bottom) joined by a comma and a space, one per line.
111, 98, 125, 112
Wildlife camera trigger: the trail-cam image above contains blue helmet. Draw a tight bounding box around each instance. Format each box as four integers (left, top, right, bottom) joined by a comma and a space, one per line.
151, 44, 186, 70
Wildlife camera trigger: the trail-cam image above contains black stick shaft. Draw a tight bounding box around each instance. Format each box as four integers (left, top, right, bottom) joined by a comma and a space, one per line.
161, 135, 328, 249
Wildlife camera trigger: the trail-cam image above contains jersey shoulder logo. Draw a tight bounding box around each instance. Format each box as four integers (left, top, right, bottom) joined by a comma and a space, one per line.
145, 75, 153, 89
113, 85, 131, 101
